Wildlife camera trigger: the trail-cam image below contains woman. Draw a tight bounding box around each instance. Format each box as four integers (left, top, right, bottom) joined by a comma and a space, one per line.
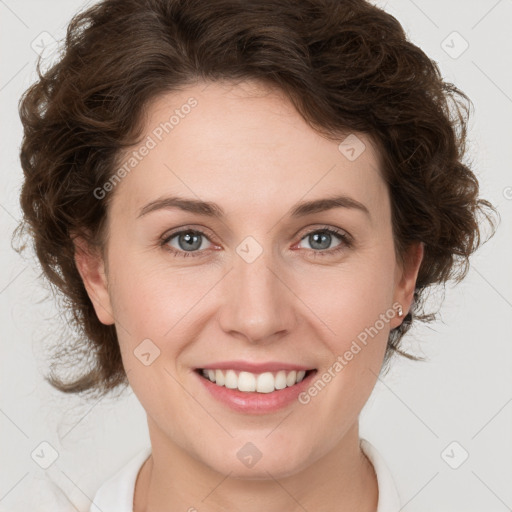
17, 0, 497, 510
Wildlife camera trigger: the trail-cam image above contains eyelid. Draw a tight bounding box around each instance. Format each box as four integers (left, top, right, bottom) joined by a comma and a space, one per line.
161, 224, 217, 244
295, 224, 352, 243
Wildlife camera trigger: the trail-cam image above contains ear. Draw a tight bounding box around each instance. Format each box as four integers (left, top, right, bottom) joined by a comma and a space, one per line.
391, 241, 424, 328
73, 236, 115, 325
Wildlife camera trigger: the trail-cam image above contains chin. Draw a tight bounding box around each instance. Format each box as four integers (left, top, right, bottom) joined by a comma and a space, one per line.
200, 443, 313, 480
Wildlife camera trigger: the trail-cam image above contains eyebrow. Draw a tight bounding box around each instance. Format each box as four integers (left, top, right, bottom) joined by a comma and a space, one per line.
137, 194, 370, 219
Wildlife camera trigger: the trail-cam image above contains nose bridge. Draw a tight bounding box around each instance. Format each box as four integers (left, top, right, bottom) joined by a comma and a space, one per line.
219, 240, 294, 343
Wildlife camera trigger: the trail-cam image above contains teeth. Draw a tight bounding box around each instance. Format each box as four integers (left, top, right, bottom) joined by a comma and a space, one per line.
200, 368, 309, 393
238, 371, 256, 392
215, 369, 225, 386
286, 371, 297, 387
274, 370, 287, 390
225, 369, 238, 389
256, 372, 274, 393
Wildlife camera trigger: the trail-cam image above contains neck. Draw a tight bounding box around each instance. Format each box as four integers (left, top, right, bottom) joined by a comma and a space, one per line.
134, 420, 378, 512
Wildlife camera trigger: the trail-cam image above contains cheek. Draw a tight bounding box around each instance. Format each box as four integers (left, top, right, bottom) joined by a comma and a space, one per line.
107, 248, 208, 336
299, 254, 396, 346
296, 264, 395, 436
106, 250, 228, 387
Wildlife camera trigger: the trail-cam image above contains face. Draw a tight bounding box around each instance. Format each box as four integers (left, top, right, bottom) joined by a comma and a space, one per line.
78, 79, 422, 478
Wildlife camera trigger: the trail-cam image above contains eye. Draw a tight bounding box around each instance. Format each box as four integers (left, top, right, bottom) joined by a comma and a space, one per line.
161, 229, 214, 258
296, 227, 352, 257
160, 225, 352, 259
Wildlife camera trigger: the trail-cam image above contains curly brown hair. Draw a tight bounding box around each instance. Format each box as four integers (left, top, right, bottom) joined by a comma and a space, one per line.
16, 0, 498, 398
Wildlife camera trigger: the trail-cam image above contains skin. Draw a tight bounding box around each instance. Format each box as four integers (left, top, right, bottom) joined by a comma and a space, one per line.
76, 79, 423, 512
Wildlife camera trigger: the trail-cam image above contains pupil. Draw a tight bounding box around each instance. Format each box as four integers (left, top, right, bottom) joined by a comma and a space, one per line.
180, 232, 201, 251
311, 232, 330, 250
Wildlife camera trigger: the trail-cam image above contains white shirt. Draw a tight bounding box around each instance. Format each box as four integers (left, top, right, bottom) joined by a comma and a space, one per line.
90, 438, 402, 512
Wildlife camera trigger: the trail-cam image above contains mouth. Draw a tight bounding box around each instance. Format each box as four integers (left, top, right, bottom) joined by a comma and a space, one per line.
194, 368, 317, 394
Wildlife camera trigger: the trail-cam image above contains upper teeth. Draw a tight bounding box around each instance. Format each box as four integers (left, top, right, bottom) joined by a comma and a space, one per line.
201, 369, 307, 393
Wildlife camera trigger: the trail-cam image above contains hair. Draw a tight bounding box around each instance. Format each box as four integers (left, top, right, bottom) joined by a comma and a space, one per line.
17, 0, 498, 398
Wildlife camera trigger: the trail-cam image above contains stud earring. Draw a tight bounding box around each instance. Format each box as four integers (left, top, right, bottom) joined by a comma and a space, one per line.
398, 306, 403, 318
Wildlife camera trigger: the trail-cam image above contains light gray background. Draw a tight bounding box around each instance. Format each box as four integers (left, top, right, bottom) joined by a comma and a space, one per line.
1, 1, 511, 511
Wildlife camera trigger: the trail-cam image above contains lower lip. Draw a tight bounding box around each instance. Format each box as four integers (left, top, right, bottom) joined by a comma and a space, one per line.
194, 369, 317, 414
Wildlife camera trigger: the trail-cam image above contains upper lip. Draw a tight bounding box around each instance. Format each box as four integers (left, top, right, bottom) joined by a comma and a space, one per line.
196, 361, 315, 373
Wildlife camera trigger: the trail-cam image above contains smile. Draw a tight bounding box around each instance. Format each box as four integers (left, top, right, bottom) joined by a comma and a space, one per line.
197, 368, 313, 393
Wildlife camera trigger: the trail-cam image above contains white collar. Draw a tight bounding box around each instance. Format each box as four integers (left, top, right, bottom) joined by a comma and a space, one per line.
360, 438, 402, 511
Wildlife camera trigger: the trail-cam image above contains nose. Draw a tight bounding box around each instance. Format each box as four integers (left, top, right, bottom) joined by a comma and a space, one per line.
217, 246, 297, 345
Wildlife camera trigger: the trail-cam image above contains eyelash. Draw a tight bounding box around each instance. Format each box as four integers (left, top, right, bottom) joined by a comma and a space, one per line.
160, 225, 353, 259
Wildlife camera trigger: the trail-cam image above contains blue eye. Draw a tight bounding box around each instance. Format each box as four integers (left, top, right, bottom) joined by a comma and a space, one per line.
162, 230, 212, 257
297, 228, 352, 257
160, 226, 352, 258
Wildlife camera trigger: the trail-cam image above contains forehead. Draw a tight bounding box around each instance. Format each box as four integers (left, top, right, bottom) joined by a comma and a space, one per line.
110, 80, 389, 222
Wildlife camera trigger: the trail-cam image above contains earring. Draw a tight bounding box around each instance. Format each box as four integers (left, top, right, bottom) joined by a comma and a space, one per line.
398, 306, 403, 318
